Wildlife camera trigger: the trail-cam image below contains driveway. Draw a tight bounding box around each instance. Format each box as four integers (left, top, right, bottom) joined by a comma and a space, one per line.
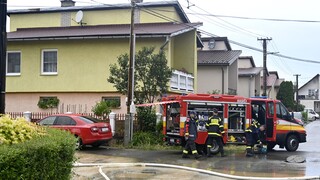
72, 120, 320, 179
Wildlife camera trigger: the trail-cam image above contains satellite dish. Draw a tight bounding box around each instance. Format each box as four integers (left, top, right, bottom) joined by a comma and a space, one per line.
75, 10, 83, 23
208, 39, 215, 49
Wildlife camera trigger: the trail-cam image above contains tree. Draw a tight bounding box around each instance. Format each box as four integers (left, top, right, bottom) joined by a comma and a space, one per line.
276, 81, 294, 110
108, 46, 172, 104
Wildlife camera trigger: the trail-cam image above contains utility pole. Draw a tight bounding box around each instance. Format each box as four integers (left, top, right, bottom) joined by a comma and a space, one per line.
0, 0, 7, 114
124, 0, 136, 146
258, 37, 272, 97
294, 74, 301, 111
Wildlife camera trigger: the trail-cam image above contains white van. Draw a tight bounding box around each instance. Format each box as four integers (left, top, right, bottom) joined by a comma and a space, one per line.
304, 108, 319, 121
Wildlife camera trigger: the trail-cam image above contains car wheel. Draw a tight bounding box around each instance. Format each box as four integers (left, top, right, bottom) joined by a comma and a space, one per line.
76, 137, 83, 150
285, 135, 299, 152
312, 116, 316, 121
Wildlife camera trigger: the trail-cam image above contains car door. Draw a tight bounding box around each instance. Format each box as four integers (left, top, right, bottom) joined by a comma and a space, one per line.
54, 116, 77, 134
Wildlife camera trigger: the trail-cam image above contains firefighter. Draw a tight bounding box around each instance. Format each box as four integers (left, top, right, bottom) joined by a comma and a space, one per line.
245, 119, 261, 157
182, 111, 201, 159
206, 108, 226, 157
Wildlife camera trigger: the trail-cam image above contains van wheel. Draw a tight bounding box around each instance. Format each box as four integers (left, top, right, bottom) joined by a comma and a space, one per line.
285, 135, 299, 152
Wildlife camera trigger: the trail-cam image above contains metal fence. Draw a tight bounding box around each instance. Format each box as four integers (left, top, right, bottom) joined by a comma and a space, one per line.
5, 112, 135, 122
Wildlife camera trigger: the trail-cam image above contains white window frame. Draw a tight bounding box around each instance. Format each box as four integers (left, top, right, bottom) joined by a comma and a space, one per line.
6, 51, 21, 76
41, 49, 58, 75
170, 70, 194, 92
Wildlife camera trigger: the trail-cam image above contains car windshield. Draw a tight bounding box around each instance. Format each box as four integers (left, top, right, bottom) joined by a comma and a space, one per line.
78, 116, 101, 124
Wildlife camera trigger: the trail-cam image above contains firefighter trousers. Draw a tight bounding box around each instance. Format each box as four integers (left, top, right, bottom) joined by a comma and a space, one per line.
183, 139, 198, 155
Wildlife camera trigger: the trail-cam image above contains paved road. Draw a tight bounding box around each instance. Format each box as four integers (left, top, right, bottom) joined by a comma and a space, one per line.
72, 120, 320, 179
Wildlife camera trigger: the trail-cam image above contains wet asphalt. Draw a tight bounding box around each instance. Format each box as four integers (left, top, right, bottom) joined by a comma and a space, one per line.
72, 120, 320, 179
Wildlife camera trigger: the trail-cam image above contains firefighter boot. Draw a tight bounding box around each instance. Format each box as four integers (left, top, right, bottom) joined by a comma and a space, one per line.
207, 147, 212, 157
182, 150, 190, 158
220, 149, 226, 157
246, 147, 253, 157
194, 153, 202, 159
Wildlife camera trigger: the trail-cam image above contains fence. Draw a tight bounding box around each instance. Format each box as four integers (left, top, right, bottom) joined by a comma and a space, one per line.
5, 112, 141, 140
5, 112, 136, 122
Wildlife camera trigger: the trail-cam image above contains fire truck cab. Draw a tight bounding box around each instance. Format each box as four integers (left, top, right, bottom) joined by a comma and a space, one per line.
162, 94, 306, 153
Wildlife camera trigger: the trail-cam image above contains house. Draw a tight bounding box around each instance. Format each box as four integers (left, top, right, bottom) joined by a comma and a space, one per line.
238, 56, 262, 98
197, 36, 241, 94
298, 74, 320, 112
260, 71, 284, 99
6, 0, 201, 114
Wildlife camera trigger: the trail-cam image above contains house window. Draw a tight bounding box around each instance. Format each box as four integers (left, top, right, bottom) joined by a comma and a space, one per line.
308, 89, 315, 97
170, 70, 194, 92
102, 96, 121, 108
170, 74, 178, 89
42, 49, 57, 75
6, 51, 21, 75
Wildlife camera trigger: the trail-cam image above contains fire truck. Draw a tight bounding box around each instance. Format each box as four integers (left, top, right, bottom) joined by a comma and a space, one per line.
161, 94, 306, 154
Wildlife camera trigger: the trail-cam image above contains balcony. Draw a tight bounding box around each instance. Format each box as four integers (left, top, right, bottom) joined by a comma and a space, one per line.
170, 70, 194, 93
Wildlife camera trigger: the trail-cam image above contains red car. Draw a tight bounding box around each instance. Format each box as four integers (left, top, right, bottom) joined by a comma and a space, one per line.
37, 114, 112, 149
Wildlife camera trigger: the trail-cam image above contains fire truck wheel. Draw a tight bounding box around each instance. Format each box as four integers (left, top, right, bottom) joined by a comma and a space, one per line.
285, 135, 299, 152
267, 142, 276, 151
209, 140, 220, 155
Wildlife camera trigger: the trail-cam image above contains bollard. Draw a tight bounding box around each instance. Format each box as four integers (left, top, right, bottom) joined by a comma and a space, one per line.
109, 112, 116, 136
23, 111, 32, 122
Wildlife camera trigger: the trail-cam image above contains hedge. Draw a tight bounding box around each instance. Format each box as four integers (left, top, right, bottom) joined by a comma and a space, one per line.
0, 128, 76, 180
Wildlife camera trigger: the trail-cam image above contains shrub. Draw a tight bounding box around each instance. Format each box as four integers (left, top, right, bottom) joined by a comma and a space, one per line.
0, 115, 76, 179
92, 101, 111, 120
0, 115, 45, 145
137, 107, 157, 132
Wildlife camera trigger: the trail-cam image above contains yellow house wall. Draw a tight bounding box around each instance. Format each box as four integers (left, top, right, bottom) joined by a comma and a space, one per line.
10, 7, 183, 31
7, 37, 165, 92
172, 30, 197, 91
10, 13, 61, 31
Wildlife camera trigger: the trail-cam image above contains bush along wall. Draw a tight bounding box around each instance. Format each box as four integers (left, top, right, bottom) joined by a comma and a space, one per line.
0, 116, 76, 180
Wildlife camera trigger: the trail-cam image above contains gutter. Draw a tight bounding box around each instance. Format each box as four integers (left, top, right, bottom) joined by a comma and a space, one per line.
8, 34, 170, 42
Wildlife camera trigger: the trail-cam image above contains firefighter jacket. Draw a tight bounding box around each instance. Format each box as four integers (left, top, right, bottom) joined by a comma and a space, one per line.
245, 119, 260, 134
184, 117, 198, 141
206, 115, 224, 137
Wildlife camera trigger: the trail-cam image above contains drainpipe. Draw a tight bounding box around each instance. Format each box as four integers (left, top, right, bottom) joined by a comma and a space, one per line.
160, 36, 170, 52
221, 67, 224, 94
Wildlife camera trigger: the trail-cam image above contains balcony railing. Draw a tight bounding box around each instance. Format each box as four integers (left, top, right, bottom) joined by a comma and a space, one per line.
170, 70, 194, 93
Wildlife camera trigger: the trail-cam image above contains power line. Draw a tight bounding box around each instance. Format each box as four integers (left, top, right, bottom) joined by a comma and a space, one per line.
190, 13, 320, 23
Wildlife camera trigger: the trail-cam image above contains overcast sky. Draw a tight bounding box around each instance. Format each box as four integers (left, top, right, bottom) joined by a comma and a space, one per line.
7, 0, 320, 86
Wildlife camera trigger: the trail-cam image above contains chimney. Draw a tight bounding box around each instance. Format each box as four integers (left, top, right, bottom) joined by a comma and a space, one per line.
61, 0, 75, 7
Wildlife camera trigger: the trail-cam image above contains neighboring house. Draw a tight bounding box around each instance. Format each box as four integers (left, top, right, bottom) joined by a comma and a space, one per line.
6, 0, 201, 114
197, 37, 241, 94
238, 56, 262, 98
297, 74, 320, 113
260, 71, 284, 99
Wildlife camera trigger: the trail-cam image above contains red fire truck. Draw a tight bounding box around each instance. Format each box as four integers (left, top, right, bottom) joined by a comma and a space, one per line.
161, 94, 306, 154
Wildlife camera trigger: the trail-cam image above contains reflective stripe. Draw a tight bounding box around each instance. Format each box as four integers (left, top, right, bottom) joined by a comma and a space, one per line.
221, 131, 225, 134
192, 150, 198, 154
207, 145, 212, 148
208, 132, 221, 136
219, 125, 224, 128
246, 146, 252, 149
183, 150, 188, 154
245, 129, 252, 132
